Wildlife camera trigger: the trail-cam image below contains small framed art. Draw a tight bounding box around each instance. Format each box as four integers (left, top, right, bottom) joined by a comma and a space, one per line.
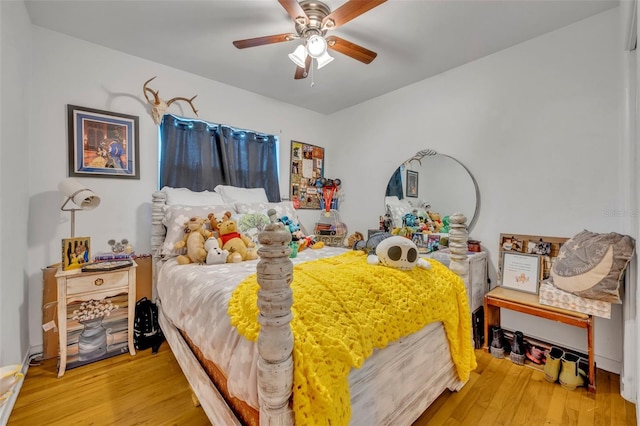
67, 105, 139, 179
406, 170, 418, 197
500, 252, 542, 294
62, 237, 91, 271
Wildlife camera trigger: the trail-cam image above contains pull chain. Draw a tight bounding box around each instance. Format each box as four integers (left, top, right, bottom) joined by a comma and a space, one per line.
310, 59, 315, 87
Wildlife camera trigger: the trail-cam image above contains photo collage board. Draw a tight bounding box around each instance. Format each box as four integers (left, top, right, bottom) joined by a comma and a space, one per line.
290, 141, 324, 209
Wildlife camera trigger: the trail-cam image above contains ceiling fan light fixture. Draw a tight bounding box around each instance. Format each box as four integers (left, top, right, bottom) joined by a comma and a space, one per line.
316, 51, 334, 69
306, 35, 327, 58
288, 44, 308, 68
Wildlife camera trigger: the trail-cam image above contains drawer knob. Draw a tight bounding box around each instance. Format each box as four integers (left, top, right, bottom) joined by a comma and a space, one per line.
94, 278, 104, 286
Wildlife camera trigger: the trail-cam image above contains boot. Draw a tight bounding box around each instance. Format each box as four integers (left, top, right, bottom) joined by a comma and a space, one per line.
543, 347, 563, 382
490, 326, 505, 359
511, 331, 525, 354
510, 331, 526, 365
559, 353, 586, 390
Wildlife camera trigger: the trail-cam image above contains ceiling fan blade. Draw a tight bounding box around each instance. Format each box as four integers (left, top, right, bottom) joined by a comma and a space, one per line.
322, 0, 387, 29
326, 36, 377, 64
233, 33, 296, 49
294, 56, 312, 79
278, 0, 309, 25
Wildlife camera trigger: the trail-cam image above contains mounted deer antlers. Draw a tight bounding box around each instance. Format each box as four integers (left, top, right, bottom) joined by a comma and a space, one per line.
143, 76, 199, 125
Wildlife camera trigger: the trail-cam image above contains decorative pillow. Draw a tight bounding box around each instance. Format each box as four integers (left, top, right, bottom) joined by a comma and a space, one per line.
550, 230, 635, 303
234, 213, 271, 244
161, 204, 236, 256
235, 201, 299, 224
214, 185, 269, 204
161, 186, 225, 206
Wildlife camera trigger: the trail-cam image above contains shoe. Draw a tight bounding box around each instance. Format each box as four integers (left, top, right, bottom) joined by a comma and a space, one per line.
511, 331, 525, 355
544, 347, 563, 382
490, 326, 506, 359
510, 331, 526, 365
559, 353, 587, 390
526, 345, 546, 365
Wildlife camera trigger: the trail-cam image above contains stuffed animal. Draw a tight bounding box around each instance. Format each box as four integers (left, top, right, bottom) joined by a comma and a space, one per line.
217, 211, 257, 263
427, 211, 443, 233
204, 237, 229, 265
366, 236, 431, 270
345, 232, 364, 249
207, 212, 222, 237
175, 216, 211, 265
298, 235, 324, 251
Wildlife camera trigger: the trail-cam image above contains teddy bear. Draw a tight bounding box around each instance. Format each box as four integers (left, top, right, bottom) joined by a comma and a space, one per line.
204, 237, 229, 265
345, 232, 364, 249
427, 211, 443, 233
217, 211, 258, 263
174, 216, 211, 265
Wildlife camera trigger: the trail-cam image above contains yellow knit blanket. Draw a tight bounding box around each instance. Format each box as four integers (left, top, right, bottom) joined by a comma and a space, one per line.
228, 251, 477, 425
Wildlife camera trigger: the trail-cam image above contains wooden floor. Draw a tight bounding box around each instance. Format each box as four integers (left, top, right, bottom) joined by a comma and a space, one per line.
8, 344, 637, 425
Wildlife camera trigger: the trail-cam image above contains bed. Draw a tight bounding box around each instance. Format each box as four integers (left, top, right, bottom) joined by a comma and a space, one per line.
150, 186, 476, 425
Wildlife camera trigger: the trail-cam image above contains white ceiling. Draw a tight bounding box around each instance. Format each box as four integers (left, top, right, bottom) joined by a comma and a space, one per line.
24, 0, 617, 115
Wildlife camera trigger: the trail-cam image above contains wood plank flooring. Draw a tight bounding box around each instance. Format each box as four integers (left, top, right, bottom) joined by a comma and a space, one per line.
8, 344, 636, 425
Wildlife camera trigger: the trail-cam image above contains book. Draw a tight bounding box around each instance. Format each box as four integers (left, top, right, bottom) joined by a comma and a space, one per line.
93, 252, 134, 262
81, 259, 133, 272
62, 237, 91, 271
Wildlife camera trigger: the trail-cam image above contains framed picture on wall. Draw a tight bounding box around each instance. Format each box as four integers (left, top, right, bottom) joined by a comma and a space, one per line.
67, 105, 140, 179
406, 170, 419, 197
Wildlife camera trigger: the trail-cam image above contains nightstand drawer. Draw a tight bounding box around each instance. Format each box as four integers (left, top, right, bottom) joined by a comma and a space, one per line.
66, 270, 129, 295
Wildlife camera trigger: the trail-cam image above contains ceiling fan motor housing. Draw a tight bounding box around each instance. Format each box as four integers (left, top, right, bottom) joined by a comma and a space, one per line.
295, 0, 331, 39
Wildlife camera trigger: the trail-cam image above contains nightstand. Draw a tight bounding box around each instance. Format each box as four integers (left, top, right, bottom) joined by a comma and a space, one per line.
55, 261, 137, 377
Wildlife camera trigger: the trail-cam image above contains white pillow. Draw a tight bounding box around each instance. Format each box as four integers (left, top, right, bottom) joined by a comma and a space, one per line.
214, 185, 269, 204
235, 201, 299, 224
161, 186, 225, 206
161, 204, 236, 256
385, 198, 413, 228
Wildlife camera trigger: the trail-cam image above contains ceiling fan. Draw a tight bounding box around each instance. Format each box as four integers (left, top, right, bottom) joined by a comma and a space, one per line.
232, 0, 387, 79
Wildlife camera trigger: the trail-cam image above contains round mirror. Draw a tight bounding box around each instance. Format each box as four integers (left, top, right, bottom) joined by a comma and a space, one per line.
384, 149, 480, 232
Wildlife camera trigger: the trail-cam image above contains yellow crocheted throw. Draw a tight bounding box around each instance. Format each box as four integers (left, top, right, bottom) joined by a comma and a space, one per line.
228, 251, 476, 425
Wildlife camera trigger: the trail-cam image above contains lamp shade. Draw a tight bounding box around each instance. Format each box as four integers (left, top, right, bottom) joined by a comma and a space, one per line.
58, 179, 100, 210
288, 44, 308, 68
316, 52, 334, 69
306, 35, 327, 58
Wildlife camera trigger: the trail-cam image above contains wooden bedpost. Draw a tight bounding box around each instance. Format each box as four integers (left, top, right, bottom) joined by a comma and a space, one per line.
151, 191, 167, 300
255, 210, 294, 426
447, 212, 469, 284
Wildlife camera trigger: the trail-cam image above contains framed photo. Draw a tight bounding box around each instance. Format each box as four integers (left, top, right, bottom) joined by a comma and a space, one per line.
67, 105, 139, 179
61, 236, 91, 271
406, 170, 419, 197
501, 252, 542, 294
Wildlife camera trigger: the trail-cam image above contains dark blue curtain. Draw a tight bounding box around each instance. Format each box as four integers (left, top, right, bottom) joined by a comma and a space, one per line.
159, 115, 281, 201
385, 166, 404, 199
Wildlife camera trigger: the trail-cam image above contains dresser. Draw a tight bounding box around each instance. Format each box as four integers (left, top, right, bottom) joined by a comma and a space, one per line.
55, 262, 137, 377
426, 250, 488, 312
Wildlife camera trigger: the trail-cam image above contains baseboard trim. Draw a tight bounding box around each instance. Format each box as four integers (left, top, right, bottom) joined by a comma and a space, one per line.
0, 346, 42, 425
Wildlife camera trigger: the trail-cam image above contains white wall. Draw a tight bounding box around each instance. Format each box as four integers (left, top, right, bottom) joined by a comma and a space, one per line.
330, 9, 626, 372
1, 1, 32, 365
25, 26, 334, 351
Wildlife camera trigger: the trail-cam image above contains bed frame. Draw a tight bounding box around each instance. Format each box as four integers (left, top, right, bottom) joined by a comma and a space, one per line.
150, 190, 471, 425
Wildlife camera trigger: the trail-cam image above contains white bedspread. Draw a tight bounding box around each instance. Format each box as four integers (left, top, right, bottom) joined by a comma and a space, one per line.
157, 247, 347, 409
157, 247, 464, 424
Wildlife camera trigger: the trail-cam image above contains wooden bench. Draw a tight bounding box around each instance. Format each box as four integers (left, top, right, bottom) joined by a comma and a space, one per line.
483, 286, 595, 392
